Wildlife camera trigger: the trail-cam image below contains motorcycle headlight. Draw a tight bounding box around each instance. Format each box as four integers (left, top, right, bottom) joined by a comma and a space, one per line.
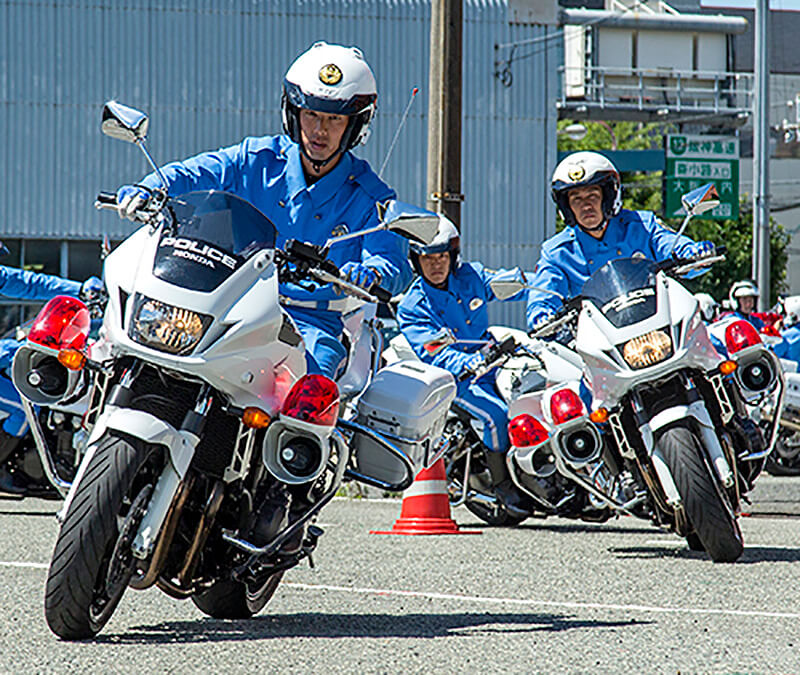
621, 329, 673, 369
129, 295, 211, 355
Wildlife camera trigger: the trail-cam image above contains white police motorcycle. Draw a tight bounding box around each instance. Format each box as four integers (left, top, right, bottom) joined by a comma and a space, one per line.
495, 185, 784, 562
13, 102, 453, 639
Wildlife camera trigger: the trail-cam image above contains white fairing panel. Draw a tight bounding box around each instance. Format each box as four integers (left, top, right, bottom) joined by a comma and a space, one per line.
101, 224, 305, 414
577, 273, 722, 409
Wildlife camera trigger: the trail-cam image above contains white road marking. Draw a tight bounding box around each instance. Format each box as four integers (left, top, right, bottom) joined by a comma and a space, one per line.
0, 561, 48, 569
284, 581, 800, 620
4, 560, 798, 620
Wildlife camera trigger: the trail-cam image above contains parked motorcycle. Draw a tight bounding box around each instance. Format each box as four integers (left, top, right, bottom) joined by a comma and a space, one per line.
494, 184, 784, 562
16, 102, 448, 639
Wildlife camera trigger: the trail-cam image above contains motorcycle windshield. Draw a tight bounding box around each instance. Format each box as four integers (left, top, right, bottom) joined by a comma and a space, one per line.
153, 191, 277, 292
581, 257, 659, 328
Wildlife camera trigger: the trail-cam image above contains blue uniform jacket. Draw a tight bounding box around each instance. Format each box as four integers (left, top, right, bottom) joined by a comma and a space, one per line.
0, 265, 80, 302
526, 209, 699, 329
0, 266, 82, 372
397, 262, 526, 376
138, 135, 411, 314
773, 324, 800, 364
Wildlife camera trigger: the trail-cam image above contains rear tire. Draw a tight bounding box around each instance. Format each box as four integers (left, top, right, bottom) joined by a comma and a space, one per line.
192, 572, 284, 619
44, 434, 162, 639
659, 426, 743, 563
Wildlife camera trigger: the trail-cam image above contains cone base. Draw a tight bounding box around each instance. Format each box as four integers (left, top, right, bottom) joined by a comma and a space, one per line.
370, 516, 481, 535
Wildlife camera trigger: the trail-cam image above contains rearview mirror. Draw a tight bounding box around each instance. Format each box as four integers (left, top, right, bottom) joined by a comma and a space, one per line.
681, 183, 720, 216
422, 329, 456, 356
490, 267, 529, 301
325, 200, 440, 249
101, 101, 149, 143
379, 200, 440, 244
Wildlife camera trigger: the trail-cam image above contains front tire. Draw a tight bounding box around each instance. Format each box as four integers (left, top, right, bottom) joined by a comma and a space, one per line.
659, 426, 743, 562
44, 435, 162, 639
191, 572, 284, 619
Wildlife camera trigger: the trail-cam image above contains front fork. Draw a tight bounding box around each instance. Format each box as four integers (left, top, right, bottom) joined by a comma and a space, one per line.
633, 374, 733, 509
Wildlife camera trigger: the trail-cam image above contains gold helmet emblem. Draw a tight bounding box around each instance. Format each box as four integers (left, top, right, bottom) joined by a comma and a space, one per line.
568, 165, 585, 181
318, 63, 343, 85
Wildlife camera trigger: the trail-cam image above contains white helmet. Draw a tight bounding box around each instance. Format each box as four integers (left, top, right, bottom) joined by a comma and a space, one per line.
282, 41, 377, 164
783, 296, 800, 328
694, 292, 720, 322
409, 215, 461, 276
551, 151, 622, 227
729, 280, 759, 308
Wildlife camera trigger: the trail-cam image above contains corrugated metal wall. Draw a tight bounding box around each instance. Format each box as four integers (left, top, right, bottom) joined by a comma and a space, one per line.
1, 0, 558, 327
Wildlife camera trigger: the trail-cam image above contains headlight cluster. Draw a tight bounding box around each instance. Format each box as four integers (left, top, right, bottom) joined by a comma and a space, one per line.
621, 329, 673, 369
129, 295, 211, 355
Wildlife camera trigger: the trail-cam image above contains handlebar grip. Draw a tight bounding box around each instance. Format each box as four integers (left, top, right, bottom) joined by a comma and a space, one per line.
458, 370, 472, 382
370, 285, 392, 304
96, 191, 117, 205
715, 245, 728, 255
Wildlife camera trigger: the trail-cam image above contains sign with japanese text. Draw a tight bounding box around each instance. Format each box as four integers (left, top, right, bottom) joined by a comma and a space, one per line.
664, 134, 739, 220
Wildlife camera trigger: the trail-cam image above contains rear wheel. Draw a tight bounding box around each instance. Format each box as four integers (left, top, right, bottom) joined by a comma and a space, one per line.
659, 426, 743, 562
44, 435, 162, 639
192, 572, 284, 619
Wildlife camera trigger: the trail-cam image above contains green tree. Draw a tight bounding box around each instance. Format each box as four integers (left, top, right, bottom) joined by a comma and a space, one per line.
557, 120, 790, 304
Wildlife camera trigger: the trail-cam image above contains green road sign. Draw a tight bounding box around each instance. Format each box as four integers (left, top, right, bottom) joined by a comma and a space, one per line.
664, 134, 739, 221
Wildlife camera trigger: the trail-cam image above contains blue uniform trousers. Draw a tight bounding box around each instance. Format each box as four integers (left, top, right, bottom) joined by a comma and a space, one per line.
454, 376, 509, 454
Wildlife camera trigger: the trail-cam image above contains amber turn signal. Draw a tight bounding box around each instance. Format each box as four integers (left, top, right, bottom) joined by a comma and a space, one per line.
242, 406, 271, 429
589, 407, 609, 424
58, 348, 87, 371
719, 360, 738, 375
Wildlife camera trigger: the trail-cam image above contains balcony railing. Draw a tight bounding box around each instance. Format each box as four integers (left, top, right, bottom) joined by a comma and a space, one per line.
557, 64, 754, 124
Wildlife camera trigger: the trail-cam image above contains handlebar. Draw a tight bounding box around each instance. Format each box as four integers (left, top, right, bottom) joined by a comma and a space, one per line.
458, 335, 519, 382
281, 239, 393, 305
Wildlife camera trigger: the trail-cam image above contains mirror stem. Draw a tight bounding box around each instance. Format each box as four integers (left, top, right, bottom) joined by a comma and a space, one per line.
136, 139, 168, 192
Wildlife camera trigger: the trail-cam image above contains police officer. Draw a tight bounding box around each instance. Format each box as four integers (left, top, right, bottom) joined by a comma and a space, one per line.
116, 42, 411, 379
526, 151, 714, 330
727, 280, 764, 330
397, 217, 530, 519
773, 296, 800, 365
0, 242, 103, 494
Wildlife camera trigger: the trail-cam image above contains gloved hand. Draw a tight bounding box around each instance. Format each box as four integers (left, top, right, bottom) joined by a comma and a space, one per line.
340, 262, 380, 291
688, 240, 715, 259
116, 185, 152, 220
79, 276, 105, 303
529, 309, 556, 333
459, 352, 484, 379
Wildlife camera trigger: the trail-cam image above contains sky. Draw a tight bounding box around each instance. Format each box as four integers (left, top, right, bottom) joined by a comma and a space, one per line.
701, 0, 800, 9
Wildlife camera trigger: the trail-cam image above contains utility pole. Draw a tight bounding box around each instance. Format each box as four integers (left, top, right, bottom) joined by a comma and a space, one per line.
425, 0, 464, 228
753, 0, 770, 310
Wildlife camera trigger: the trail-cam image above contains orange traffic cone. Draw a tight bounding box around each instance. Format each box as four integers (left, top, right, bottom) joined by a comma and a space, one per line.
370, 458, 481, 535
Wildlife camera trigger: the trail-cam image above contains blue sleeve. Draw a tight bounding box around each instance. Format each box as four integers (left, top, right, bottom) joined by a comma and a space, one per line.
361, 229, 413, 296
397, 296, 475, 375
138, 141, 246, 195
525, 251, 568, 330
0, 339, 21, 373
0, 266, 81, 302
643, 212, 699, 261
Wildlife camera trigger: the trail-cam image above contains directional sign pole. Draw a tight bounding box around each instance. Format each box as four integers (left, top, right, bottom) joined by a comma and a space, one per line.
753, 0, 770, 309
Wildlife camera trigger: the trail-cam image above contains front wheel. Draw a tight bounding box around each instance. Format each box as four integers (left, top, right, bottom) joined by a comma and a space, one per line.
44, 435, 163, 639
659, 426, 743, 562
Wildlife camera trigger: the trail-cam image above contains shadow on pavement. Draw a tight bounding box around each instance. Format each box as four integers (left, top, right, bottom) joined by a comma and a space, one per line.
97, 611, 649, 644
608, 544, 800, 563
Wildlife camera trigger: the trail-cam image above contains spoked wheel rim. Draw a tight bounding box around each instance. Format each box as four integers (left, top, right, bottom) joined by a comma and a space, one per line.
89, 485, 152, 631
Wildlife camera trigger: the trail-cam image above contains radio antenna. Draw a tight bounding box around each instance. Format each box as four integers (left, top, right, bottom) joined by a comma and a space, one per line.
379, 87, 419, 179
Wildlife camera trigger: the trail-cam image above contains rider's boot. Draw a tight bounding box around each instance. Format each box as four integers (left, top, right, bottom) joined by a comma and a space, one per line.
485, 451, 529, 520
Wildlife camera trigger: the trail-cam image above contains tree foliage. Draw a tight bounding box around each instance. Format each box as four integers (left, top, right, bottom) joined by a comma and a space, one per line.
556, 120, 790, 305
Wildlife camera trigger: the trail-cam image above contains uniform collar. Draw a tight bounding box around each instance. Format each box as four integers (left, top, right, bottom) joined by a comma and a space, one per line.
574, 217, 622, 249
285, 144, 354, 206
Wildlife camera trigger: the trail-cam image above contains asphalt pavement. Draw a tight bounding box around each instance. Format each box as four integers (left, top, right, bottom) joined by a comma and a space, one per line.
0, 475, 799, 674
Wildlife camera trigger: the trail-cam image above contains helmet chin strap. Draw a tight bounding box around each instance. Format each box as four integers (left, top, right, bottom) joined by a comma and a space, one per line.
299, 143, 342, 174
577, 218, 608, 235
